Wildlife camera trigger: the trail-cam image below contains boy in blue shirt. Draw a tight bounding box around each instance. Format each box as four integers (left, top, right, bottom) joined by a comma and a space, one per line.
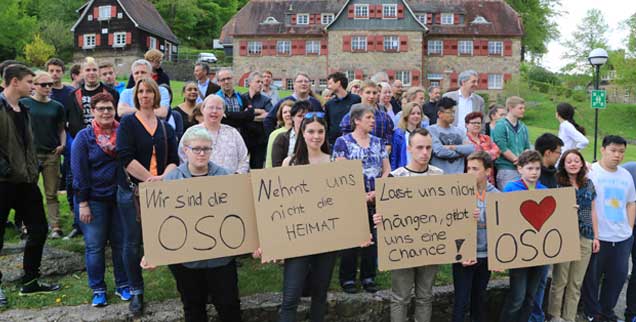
499, 150, 548, 322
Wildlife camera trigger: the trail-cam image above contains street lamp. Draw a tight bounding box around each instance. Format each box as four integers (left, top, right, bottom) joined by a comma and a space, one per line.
588, 48, 608, 162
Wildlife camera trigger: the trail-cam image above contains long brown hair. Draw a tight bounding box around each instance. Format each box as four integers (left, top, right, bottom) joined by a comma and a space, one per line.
289, 115, 330, 165
556, 149, 587, 188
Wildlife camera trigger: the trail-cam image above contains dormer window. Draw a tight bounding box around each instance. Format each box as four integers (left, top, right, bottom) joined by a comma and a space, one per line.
383, 4, 397, 18
321, 13, 334, 25
262, 16, 279, 24
441, 13, 454, 25
297, 13, 309, 25
354, 4, 369, 19
471, 16, 490, 24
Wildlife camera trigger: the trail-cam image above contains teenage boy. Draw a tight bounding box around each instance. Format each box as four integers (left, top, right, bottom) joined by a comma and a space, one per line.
499, 150, 548, 322
529, 133, 563, 322
325, 72, 361, 146
452, 151, 500, 322
429, 96, 475, 174
373, 128, 443, 322
492, 96, 530, 190
582, 135, 636, 322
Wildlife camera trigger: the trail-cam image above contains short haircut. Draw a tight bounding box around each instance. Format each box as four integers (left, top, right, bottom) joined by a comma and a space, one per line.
328, 72, 348, 90
408, 127, 431, 145
131, 59, 152, 74
217, 68, 232, 77
262, 70, 273, 77
3, 64, 34, 83
33, 71, 52, 83
346, 79, 362, 92
144, 49, 163, 62
437, 96, 457, 111
0, 60, 22, 78
467, 151, 493, 170
360, 80, 377, 92
276, 99, 295, 127
370, 71, 389, 83
291, 100, 311, 116
517, 150, 542, 167
81, 57, 98, 69
90, 92, 115, 109
458, 70, 478, 86
98, 62, 114, 69
70, 64, 81, 76
505, 96, 525, 109
247, 71, 261, 84
534, 133, 564, 156
464, 111, 484, 124
45, 58, 65, 72
195, 62, 210, 74
294, 72, 310, 82
202, 94, 224, 109
404, 86, 425, 102
488, 104, 505, 118
133, 77, 161, 109
181, 126, 213, 146
349, 103, 375, 130
427, 85, 440, 94
602, 135, 627, 148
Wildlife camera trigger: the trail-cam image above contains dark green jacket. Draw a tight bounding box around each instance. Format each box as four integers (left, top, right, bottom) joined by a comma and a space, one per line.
0, 93, 39, 183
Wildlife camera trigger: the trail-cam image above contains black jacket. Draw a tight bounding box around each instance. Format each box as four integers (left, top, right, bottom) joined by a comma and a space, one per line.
126, 67, 171, 88
67, 83, 120, 137
241, 92, 272, 147
540, 165, 558, 188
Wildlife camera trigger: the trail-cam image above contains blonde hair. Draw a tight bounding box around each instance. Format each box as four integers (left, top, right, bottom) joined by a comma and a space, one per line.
346, 79, 362, 92
81, 56, 98, 69
144, 49, 164, 62
398, 102, 424, 130
133, 77, 161, 109
505, 96, 525, 109
33, 71, 52, 83
404, 86, 425, 102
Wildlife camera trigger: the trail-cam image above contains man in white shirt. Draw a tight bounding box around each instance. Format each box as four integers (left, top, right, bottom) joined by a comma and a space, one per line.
581, 135, 636, 322
442, 70, 484, 132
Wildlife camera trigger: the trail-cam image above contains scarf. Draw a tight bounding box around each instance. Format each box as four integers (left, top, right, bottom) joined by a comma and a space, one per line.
92, 119, 119, 157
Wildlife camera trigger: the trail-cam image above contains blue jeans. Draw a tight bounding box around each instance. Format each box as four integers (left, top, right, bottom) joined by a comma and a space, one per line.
499, 265, 545, 322
65, 134, 80, 231
279, 252, 337, 322
626, 227, 636, 320
528, 265, 550, 322
78, 198, 127, 293
582, 237, 632, 320
452, 258, 491, 322
116, 186, 144, 295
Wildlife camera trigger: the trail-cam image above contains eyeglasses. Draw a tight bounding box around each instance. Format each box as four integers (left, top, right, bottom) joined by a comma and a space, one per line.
94, 106, 114, 113
35, 82, 53, 88
468, 121, 482, 125
304, 112, 325, 119
295, 79, 311, 84
219, 77, 232, 82
186, 146, 213, 155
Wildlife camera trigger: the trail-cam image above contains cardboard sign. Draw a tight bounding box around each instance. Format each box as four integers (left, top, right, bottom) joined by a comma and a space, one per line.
486, 187, 580, 270
139, 174, 258, 266
250, 160, 370, 262
376, 174, 477, 271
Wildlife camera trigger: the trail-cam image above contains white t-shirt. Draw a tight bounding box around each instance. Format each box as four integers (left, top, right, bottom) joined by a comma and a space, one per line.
456, 92, 473, 133
590, 162, 636, 242
558, 120, 589, 152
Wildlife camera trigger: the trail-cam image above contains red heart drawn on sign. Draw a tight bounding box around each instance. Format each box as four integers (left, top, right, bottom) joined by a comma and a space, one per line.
519, 196, 557, 231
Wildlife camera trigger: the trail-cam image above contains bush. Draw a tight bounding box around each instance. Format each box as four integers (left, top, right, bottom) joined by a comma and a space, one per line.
24, 34, 55, 68
571, 89, 587, 102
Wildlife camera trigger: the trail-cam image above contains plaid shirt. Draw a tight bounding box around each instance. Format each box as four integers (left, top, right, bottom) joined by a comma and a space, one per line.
339, 106, 394, 146
219, 90, 243, 113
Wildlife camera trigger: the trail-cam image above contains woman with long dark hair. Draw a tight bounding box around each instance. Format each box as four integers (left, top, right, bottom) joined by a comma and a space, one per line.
547, 149, 598, 322
556, 103, 588, 152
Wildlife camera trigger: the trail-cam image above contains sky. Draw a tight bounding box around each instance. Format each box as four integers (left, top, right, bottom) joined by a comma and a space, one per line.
541, 0, 636, 72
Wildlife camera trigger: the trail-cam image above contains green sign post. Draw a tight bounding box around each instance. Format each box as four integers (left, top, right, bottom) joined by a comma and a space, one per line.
591, 89, 607, 109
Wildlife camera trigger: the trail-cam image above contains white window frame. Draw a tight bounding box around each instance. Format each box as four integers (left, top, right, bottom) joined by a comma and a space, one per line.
417, 15, 427, 24
276, 40, 291, 55
345, 70, 355, 81
488, 41, 503, 56
319, 79, 328, 87
321, 13, 334, 25
427, 40, 443, 55
430, 80, 440, 87
351, 36, 367, 52
396, 71, 411, 86
98, 5, 111, 21
88, 14, 93, 21
382, 4, 397, 19
286, 79, 294, 90
297, 13, 309, 25
427, 73, 444, 80
113, 32, 126, 47
247, 41, 262, 55
83, 34, 96, 48
458, 40, 473, 55
354, 4, 369, 19
306, 40, 320, 55
383, 36, 399, 52
148, 37, 157, 50
441, 13, 454, 25
488, 74, 503, 90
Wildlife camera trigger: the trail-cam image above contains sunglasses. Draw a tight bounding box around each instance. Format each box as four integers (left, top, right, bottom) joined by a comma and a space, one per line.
304, 112, 325, 119
35, 82, 53, 88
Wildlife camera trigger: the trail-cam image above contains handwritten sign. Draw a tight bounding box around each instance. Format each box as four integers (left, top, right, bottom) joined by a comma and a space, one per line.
250, 160, 370, 262
486, 187, 580, 270
376, 174, 477, 271
139, 174, 258, 266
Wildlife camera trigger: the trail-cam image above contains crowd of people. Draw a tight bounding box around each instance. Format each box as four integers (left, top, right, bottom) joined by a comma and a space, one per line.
0, 49, 635, 322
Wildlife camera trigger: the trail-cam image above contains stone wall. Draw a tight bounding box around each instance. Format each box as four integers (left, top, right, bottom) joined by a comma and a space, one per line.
73, 48, 144, 78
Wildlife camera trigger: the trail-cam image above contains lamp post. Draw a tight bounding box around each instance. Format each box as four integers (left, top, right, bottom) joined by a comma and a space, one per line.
588, 48, 608, 162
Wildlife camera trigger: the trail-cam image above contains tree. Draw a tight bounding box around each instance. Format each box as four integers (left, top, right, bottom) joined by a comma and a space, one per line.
561, 9, 609, 73
0, 0, 38, 61
24, 34, 56, 67
40, 20, 74, 62
505, 0, 560, 61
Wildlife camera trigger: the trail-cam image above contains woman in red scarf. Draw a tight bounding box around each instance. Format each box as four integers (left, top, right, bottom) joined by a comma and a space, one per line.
71, 92, 130, 307
465, 112, 500, 184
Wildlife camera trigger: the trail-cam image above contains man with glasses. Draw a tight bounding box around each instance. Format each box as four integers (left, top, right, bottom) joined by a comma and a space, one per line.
215, 69, 266, 136
241, 71, 271, 169
428, 96, 475, 174
264, 72, 323, 135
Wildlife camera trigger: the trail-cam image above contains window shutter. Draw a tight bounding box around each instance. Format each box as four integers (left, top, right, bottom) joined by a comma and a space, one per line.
95, 34, 101, 46
411, 69, 421, 86
397, 4, 405, 18
297, 40, 305, 55
291, 15, 297, 24
268, 40, 277, 56
373, 35, 382, 52
309, 14, 316, 24
450, 72, 458, 87
473, 40, 482, 56
443, 39, 451, 56
504, 73, 512, 83
426, 13, 433, 24
108, 33, 114, 46
126, 32, 132, 45
343, 35, 352, 52
399, 35, 408, 52
479, 73, 488, 90
435, 13, 441, 24
93, 7, 99, 19
78, 35, 84, 47
354, 69, 363, 80
422, 40, 428, 55
387, 70, 396, 81
156, 39, 160, 49
481, 40, 489, 56
504, 40, 513, 56
348, 6, 354, 18
367, 36, 375, 52
454, 13, 461, 24
239, 40, 247, 56
369, 5, 376, 19
111, 5, 117, 18
447, 39, 457, 55
321, 39, 328, 55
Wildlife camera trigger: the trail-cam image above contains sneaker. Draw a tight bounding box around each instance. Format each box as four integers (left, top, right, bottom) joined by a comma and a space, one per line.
19, 280, 61, 295
341, 282, 358, 294
115, 287, 132, 301
63, 228, 81, 240
49, 229, 63, 239
91, 293, 107, 307
362, 280, 378, 293
0, 286, 8, 307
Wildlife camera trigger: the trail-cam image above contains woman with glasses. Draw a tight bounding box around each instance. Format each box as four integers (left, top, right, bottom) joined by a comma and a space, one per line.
71, 92, 129, 307
20, 71, 66, 238
178, 95, 249, 174
141, 126, 243, 322
116, 77, 179, 316
465, 112, 500, 163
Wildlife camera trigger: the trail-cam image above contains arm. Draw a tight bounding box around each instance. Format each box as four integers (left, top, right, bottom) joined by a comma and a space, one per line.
431, 130, 461, 159
339, 114, 352, 135
71, 132, 91, 204
156, 87, 170, 118
264, 101, 280, 135
454, 141, 476, 156
591, 199, 600, 252
235, 131, 250, 174
566, 123, 590, 150
282, 156, 292, 167
492, 123, 517, 163
381, 158, 391, 177
628, 202, 636, 230
389, 132, 400, 170
483, 135, 501, 160
271, 133, 288, 168
117, 90, 137, 117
